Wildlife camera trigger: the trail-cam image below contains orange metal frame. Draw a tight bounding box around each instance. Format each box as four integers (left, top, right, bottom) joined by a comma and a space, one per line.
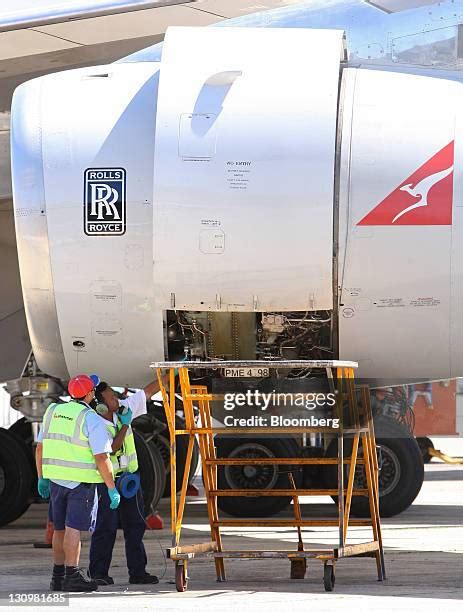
154, 360, 385, 592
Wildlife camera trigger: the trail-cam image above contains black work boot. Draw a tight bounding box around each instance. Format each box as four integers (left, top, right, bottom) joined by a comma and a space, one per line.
93, 575, 114, 586
49, 574, 64, 591
129, 572, 159, 584
87, 569, 114, 586
62, 569, 98, 592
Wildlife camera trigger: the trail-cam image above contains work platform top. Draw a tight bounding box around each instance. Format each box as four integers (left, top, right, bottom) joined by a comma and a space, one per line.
150, 359, 358, 369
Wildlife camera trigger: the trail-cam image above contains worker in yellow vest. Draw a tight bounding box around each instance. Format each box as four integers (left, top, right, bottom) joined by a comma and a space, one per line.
88, 377, 166, 585
35, 374, 120, 592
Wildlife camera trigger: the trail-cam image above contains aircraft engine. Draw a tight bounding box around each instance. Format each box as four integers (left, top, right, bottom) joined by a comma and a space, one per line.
11, 62, 164, 387
10, 26, 463, 385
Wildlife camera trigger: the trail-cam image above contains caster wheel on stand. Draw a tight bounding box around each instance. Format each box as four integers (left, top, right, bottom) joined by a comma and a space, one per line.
323, 563, 335, 592
175, 562, 188, 592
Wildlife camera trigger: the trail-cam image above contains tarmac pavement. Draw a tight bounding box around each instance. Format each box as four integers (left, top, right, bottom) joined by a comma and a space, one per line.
0, 440, 462, 611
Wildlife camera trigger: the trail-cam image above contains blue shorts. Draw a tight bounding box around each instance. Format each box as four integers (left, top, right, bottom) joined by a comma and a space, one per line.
49, 482, 98, 532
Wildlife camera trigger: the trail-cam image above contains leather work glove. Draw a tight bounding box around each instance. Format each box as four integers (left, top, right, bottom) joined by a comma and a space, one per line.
107, 487, 121, 510
118, 407, 133, 427
37, 477, 50, 499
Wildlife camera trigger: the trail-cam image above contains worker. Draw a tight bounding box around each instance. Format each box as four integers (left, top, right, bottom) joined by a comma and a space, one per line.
35, 374, 121, 592
88, 376, 168, 585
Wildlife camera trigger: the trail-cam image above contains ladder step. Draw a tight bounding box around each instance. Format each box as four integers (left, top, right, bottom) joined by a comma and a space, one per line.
176, 427, 370, 435
205, 458, 365, 465
207, 550, 332, 559
213, 519, 373, 527
209, 489, 368, 496
336, 541, 380, 558
168, 542, 217, 557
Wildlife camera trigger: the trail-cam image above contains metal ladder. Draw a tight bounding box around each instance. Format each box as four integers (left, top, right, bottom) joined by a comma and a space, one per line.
153, 359, 386, 592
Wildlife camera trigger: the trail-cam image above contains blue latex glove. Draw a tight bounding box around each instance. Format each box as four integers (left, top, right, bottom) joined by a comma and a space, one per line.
118, 407, 132, 426
107, 487, 121, 510
174, 356, 188, 376
38, 477, 50, 499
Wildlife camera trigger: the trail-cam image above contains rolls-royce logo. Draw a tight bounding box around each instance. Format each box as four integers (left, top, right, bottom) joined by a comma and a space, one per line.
84, 168, 126, 236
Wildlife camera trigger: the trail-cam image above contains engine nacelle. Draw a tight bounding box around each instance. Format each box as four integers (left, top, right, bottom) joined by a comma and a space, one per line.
11, 62, 164, 387
10, 26, 463, 384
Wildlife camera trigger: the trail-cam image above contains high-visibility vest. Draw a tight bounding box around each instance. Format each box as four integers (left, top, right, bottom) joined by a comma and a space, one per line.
105, 419, 138, 476
41, 401, 108, 483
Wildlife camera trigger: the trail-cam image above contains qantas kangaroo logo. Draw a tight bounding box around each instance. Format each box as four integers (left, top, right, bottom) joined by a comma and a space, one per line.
357, 141, 454, 226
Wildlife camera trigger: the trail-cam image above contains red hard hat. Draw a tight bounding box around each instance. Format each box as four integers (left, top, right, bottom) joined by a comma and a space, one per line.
68, 375, 94, 399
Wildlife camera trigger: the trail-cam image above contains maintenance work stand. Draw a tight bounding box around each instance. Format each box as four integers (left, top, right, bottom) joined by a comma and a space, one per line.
152, 359, 386, 592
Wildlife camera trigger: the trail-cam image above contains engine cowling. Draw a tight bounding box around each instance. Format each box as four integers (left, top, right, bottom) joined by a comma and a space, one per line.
10, 26, 463, 384
11, 62, 164, 387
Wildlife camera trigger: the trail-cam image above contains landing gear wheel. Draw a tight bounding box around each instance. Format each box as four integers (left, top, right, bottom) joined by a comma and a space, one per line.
416, 437, 434, 463
324, 416, 424, 517
9, 418, 38, 503
175, 562, 188, 592
133, 431, 156, 516
215, 437, 302, 517
134, 405, 200, 498
146, 440, 167, 512
9, 417, 34, 447
0, 428, 33, 527
147, 412, 199, 497
323, 563, 335, 592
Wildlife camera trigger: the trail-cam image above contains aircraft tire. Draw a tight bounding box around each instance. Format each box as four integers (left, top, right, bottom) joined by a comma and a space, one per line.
133, 430, 156, 516
8, 419, 38, 501
214, 436, 302, 517
325, 415, 424, 517
416, 436, 434, 463
147, 414, 199, 497
146, 439, 167, 511
0, 428, 33, 527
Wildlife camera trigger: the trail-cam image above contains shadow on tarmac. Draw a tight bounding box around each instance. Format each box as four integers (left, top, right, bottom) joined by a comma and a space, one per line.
0, 464, 462, 601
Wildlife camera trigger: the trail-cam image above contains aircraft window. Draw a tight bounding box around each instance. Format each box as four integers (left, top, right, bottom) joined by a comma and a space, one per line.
365, 0, 439, 13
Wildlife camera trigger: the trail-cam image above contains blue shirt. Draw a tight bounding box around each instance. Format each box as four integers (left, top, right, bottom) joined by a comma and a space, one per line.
38, 403, 112, 489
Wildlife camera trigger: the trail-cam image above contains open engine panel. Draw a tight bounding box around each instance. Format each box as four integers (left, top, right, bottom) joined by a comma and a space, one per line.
166, 310, 334, 379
